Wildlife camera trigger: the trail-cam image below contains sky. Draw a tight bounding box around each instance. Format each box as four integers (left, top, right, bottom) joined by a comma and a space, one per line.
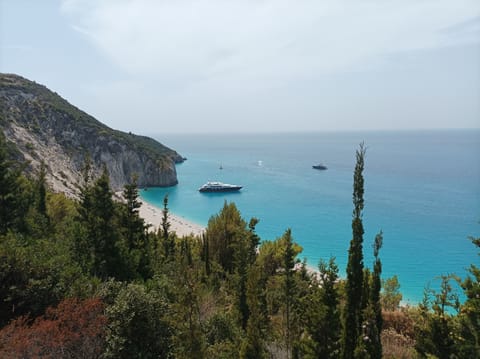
1, 0, 479, 134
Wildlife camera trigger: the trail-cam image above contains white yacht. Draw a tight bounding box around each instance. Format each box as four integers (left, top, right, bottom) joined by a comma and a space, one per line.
199, 181, 242, 192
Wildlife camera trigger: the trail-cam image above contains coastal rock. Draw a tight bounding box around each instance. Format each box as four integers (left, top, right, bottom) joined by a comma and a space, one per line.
0, 73, 183, 196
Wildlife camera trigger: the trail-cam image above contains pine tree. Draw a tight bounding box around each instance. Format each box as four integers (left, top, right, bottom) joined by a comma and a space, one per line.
342, 143, 366, 359
25, 162, 50, 236
241, 265, 267, 359
121, 175, 150, 277
415, 275, 460, 359
381, 275, 402, 311
202, 232, 211, 276
0, 132, 22, 235
36, 162, 47, 218
236, 217, 260, 330
174, 237, 205, 358
77, 165, 121, 278
305, 257, 341, 358
235, 236, 250, 330
206, 201, 248, 273
122, 174, 144, 250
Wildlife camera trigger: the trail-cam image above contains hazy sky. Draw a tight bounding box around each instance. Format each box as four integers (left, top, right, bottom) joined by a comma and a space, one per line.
1, 0, 479, 134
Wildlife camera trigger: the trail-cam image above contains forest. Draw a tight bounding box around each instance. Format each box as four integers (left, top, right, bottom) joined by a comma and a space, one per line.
0, 132, 478, 359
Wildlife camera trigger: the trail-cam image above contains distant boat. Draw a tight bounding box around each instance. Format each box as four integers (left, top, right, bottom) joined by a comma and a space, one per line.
199, 181, 242, 192
312, 164, 328, 170
219, 164, 223, 170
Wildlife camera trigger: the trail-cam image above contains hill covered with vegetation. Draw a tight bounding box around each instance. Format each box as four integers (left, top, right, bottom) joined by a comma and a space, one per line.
0, 131, 478, 358
0, 73, 183, 196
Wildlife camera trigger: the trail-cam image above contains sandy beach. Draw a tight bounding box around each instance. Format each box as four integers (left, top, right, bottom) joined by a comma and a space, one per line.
138, 199, 205, 237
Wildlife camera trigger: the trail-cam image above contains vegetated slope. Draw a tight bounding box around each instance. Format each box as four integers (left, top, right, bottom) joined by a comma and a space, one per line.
0, 73, 183, 195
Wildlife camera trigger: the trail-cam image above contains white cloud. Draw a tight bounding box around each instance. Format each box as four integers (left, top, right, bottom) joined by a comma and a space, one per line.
61, 0, 479, 82
57, 0, 479, 133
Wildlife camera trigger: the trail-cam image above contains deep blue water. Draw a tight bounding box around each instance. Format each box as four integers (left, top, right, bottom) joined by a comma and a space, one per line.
141, 130, 480, 304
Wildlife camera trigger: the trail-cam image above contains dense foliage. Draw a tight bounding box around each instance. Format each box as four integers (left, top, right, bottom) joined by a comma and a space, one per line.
0, 133, 478, 358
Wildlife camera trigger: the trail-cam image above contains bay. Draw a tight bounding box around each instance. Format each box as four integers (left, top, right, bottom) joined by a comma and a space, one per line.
141, 129, 480, 304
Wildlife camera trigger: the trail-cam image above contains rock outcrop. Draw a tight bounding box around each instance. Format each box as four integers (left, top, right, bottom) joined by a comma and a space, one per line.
0, 73, 183, 196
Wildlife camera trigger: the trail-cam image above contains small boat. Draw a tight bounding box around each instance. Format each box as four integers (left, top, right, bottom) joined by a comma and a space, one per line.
312, 164, 328, 170
199, 181, 242, 192
219, 164, 223, 170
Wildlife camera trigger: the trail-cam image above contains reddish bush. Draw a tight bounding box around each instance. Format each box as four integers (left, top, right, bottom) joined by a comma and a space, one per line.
382, 309, 416, 338
0, 297, 106, 358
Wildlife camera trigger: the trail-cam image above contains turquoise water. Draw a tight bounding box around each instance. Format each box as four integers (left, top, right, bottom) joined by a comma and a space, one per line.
141, 130, 480, 304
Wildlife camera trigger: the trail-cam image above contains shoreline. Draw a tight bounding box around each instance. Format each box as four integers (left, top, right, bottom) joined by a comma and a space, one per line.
138, 198, 205, 237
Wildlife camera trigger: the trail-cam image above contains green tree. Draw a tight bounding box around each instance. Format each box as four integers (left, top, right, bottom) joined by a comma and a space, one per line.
0, 132, 26, 235
247, 218, 260, 265
342, 143, 366, 359
121, 175, 151, 278
205, 312, 241, 358
415, 275, 460, 359
303, 257, 341, 359
36, 162, 48, 218
173, 237, 205, 358
235, 233, 250, 330
358, 232, 383, 359
77, 166, 122, 278
202, 232, 211, 276
161, 194, 175, 259
121, 174, 145, 251
0, 232, 87, 328
206, 201, 248, 273
104, 283, 174, 359
458, 236, 480, 357
25, 162, 50, 237
235, 218, 260, 331
370, 232, 383, 359
283, 228, 296, 359
241, 265, 267, 359
381, 275, 402, 311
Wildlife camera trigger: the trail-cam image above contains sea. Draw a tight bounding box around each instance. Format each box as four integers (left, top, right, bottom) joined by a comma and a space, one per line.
140, 129, 480, 305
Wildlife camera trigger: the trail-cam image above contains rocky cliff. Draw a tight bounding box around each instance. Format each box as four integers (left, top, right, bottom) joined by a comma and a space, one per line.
0, 73, 183, 196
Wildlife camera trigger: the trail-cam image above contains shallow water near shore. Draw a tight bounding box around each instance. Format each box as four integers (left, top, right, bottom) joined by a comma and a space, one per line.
141, 129, 480, 304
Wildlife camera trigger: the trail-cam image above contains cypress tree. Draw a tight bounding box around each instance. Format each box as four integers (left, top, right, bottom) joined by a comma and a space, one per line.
247, 217, 260, 265
370, 232, 383, 359
342, 143, 366, 359
283, 228, 296, 359
161, 194, 174, 259
356, 232, 383, 359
